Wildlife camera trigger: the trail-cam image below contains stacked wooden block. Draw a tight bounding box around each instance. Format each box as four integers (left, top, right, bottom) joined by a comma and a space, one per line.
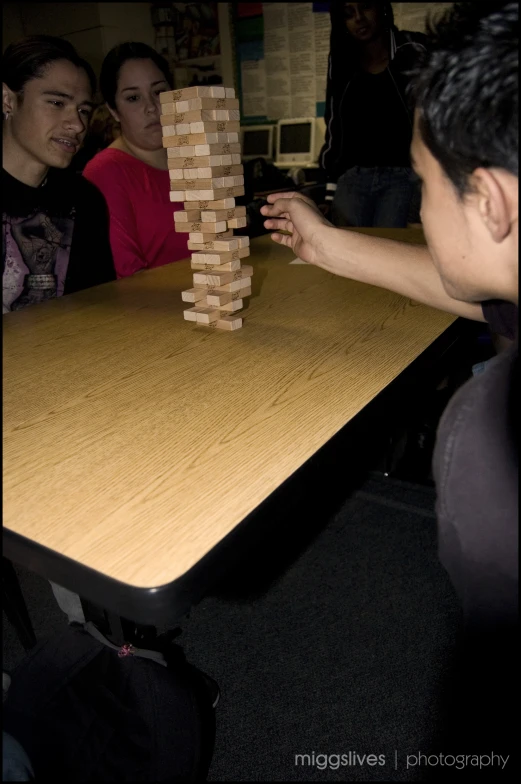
160, 85, 252, 331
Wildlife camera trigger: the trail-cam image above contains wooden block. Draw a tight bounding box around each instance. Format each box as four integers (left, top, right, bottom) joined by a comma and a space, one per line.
175, 220, 227, 233
185, 186, 245, 201
175, 97, 239, 113
187, 236, 248, 252
161, 109, 239, 126
167, 145, 196, 157
193, 143, 241, 156
168, 154, 233, 169
225, 87, 235, 98
209, 260, 242, 272
192, 266, 252, 287
195, 314, 243, 331
160, 86, 226, 103
227, 216, 248, 229
201, 205, 246, 222
191, 258, 241, 272
176, 165, 242, 180
194, 165, 243, 180
194, 278, 251, 294
184, 198, 236, 210
194, 110, 239, 122
218, 298, 244, 313
183, 306, 220, 324
188, 238, 239, 251
169, 190, 188, 202
195, 307, 221, 324
174, 210, 201, 222
213, 276, 252, 293
181, 287, 207, 303
189, 230, 234, 243
159, 102, 176, 115
170, 176, 243, 190
161, 124, 185, 136
206, 287, 251, 306
183, 306, 200, 322
162, 133, 232, 148
191, 248, 249, 264
189, 121, 240, 134
207, 314, 243, 331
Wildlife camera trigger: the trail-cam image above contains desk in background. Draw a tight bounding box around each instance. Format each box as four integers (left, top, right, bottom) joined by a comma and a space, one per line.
3, 231, 462, 627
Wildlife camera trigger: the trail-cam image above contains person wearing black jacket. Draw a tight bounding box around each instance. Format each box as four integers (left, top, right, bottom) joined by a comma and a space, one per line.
320, 2, 426, 227
2, 35, 116, 313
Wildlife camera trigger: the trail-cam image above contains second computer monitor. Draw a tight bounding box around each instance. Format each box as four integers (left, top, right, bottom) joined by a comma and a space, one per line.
240, 125, 275, 161
276, 118, 316, 166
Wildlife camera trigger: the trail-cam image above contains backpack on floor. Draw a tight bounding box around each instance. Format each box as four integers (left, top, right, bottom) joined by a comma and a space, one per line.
3, 623, 215, 782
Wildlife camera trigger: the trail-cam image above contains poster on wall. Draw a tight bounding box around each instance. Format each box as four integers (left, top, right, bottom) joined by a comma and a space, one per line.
237, 2, 331, 120
314, 10, 330, 115
263, 2, 292, 120
162, 2, 223, 88
170, 2, 220, 60
288, 3, 315, 118
239, 40, 267, 118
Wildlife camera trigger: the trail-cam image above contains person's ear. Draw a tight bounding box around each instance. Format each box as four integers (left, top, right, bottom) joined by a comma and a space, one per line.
3, 82, 17, 120
470, 167, 514, 244
106, 102, 121, 125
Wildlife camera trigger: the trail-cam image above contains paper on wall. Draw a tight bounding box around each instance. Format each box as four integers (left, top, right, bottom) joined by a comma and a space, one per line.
313, 12, 330, 105
241, 59, 267, 117
263, 3, 291, 119
288, 3, 315, 118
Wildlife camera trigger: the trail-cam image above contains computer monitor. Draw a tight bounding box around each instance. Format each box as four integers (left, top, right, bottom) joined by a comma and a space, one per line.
240, 125, 275, 161
275, 118, 316, 166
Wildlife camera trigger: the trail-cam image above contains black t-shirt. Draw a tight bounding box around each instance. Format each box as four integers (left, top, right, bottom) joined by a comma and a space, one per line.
2, 167, 116, 312
340, 69, 413, 169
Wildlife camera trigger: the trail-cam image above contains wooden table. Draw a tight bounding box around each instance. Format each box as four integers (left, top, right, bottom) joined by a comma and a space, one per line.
3, 229, 458, 624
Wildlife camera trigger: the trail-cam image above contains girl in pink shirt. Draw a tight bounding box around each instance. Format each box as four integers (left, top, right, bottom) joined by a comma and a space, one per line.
83, 43, 188, 278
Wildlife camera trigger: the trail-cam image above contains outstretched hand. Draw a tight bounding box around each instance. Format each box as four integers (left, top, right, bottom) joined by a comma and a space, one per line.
260, 191, 334, 267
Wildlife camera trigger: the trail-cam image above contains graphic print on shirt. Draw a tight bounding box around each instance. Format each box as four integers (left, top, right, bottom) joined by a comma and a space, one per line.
2, 209, 75, 312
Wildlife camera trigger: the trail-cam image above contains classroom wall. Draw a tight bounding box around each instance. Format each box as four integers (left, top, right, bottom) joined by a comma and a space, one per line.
392, 2, 452, 32
2, 2, 156, 82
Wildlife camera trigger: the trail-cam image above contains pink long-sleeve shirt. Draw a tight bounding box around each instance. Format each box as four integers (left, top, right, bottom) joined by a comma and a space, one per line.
83, 148, 188, 278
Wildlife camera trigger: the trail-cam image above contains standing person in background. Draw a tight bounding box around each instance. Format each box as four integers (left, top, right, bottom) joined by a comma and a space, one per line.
320, 2, 426, 228
83, 43, 189, 279
2, 35, 116, 313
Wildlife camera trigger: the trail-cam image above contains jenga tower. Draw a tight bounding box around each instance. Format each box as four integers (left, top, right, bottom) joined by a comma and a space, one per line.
160, 85, 252, 331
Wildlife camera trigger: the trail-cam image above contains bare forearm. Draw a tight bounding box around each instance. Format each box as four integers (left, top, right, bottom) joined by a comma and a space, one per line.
317, 227, 485, 321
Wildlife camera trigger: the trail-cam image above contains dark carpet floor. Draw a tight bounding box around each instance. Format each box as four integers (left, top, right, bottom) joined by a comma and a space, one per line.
4, 472, 465, 781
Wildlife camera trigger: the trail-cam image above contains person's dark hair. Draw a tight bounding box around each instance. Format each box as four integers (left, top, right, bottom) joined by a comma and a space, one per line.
100, 42, 173, 109
410, 1, 518, 197
329, 2, 396, 68
2, 35, 96, 97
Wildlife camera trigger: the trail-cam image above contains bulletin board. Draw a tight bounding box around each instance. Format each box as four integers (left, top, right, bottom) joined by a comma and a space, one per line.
152, 2, 223, 90
234, 2, 331, 124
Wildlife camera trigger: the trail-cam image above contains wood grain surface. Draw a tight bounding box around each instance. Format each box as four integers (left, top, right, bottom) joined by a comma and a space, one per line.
3, 229, 455, 588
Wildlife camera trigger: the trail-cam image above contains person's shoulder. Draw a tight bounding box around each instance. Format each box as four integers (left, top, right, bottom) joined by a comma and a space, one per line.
394, 29, 428, 51
83, 147, 132, 179
482, 299, 518, 342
